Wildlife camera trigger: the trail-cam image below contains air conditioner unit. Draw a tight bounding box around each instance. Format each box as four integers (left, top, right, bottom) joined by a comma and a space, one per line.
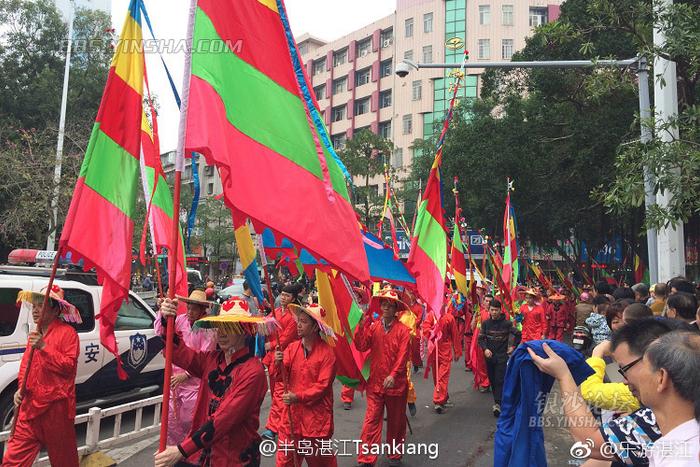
361, 49, 369, 57
383, 39, 392, 48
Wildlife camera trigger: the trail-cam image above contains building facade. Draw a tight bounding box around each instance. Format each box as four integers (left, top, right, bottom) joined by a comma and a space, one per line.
299, 0, 561, 192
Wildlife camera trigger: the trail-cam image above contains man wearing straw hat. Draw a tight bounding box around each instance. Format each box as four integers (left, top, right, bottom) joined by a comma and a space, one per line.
273, 303, 337, 466
3, 285, 81, 466
155, 296, 277, 467
355, 289, 411, 467
519, 288, 547, 343
154, 289, 217, 445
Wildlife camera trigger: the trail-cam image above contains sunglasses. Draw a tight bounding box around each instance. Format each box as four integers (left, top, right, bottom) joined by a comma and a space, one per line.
618, 356, 643, 379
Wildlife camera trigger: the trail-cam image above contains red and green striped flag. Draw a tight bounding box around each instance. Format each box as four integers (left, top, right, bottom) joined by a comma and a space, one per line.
451, 222, 468, 297
60, 0, 147, 379
502, 186, 519, 296
183, 0, 368, 281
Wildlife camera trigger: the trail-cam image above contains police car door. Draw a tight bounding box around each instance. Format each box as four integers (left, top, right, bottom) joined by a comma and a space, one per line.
100, 293, 164, 392
60, 283, 104, 400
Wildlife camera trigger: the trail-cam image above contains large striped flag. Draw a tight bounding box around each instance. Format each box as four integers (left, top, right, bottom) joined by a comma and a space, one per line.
501, 187, 519, 296
60, 0, 146, 379
183, 0, 368, 281
451, 223, 468, 297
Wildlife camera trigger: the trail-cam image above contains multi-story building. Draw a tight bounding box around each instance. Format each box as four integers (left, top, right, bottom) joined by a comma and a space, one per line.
300, 0, 561, 192
163, 0, 561, 198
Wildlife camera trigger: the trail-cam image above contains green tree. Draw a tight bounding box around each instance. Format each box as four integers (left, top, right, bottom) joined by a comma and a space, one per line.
0, 0, 113, 253
338, 129, 394, 227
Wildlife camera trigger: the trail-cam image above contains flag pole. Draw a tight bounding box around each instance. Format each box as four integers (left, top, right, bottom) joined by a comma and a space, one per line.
159, 0, 197, 452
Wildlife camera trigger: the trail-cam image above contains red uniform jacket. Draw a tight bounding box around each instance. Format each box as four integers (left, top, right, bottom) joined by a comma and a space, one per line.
546, 302, 572, 334
18, 320, 79, 420
262, 306, 299, 368
519, 303, 546, 342
272, 338, 336, 438
422, 312, 462, 374
174, 344, 268, 466
354, 317, 410, 396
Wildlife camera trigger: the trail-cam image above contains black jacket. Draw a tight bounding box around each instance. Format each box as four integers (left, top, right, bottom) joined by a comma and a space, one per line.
478, 316, 521, 360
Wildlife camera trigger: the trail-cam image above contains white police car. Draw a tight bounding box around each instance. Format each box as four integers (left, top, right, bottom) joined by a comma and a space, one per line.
0, 265, 164, 428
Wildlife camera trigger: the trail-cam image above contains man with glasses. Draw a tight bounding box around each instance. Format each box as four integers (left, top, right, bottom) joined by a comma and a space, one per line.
528, 319, 675, 465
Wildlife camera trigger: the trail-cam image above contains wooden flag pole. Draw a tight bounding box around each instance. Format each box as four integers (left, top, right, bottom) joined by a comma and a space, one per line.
11, 248, 62, 436
159, 0, 196, 452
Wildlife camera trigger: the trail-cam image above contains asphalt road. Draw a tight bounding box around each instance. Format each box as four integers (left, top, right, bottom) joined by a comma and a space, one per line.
116, 358, 583, 466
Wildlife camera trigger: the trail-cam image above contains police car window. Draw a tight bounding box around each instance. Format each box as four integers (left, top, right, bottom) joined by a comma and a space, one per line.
0, 288, 21, 336
62, 289, 96, 332
115, 298, 154, 331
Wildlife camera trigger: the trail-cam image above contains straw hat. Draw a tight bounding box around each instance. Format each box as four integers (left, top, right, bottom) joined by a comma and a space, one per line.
524, 288, 539, 297
177, 289, 215, 307
290, 303, 336, 344
16, 284, 82, 324
549, 293, 566, 302
368, 288, 409, 315
193, 297, 277, 335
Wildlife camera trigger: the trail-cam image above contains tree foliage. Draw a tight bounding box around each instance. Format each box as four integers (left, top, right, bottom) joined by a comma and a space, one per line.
0, 0, 113, 254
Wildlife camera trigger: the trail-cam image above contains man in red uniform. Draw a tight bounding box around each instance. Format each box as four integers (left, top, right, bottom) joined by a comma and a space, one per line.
423, 298, 462, 413
261, 284, 301, 440
519, 289, 546, 342
355, 289, 411, 467
545, 293, 569, 341
4, 285, 80, 467
155, 297, 272, 467
341, 286, 370, 410
402, 289, 424, 372
273, 303, 337, 467
469, 292, 492, 392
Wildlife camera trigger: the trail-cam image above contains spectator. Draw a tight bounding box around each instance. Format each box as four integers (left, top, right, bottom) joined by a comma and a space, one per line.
605, 301, 625, 332
141, 274, 154, 291
527, 319, 674, 465
665, 292, 697, 326
613, 287, 636, 301
650, 283, 668, 316
667, 277, 695, 295
241, 280, 259, 316
632, 283, 650, 304
623, 302, 653, 324
643, 331, 700, 466
586, 300, 612, 346
574, 293, 594, 328
594, 280, 613, 297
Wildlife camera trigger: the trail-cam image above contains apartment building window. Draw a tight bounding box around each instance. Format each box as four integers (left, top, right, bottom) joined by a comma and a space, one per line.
332, 105, 346, 122
423, 13, 433, 33
379, 121, 391, 139
402, 114, 412, 135
355, 125, 371, 135
207, 183, 214, 195
313, 84, 326, 100
529, 8, 547, 27
331, 133, 347, 150
356, 38, 372, 58
355, 67, 370, 86
404, 49, 413, 61
502, 39, 514, 59
502, 5, 514, 26
312, 57, 326, 75
333, 48, 347, 67
379, 89, 392, 108
298, 43, 307, 55
380, 28, 393, 48
479, 5, 490, 25
380, 59, 393, 78
332, 76, 347, 94
392, 148, 403, 168
354, 97, 370, 115
412, 80, 422, 101
422, 45, 433, 64
478, 39, 490, 59
405, 18, 413, 37
204, 165, 214, 177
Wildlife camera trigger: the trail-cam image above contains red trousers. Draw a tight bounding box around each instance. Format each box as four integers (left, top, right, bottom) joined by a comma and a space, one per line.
266, 372, 284, 433
3, 399, 78, 467
464, 333, 473, 368
548, 327, 565, 342
431, 352, 452, 405
411, 337, 422, 368
357, 390, 407, 464
276, 435, 338, 467
341, 385, 355, 403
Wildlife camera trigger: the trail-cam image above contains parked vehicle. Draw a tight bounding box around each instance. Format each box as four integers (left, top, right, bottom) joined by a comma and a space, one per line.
0, 265, 164, 429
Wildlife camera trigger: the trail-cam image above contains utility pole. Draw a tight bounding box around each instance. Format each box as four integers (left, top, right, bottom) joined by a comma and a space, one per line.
46, 0, 75, 251
653, 0, 685, 281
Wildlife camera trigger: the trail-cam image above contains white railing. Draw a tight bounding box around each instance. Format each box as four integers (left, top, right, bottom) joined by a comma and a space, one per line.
0, 395, 163, 466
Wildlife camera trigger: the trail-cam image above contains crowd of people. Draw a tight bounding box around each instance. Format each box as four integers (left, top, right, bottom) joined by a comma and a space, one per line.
3, 273, 700, 466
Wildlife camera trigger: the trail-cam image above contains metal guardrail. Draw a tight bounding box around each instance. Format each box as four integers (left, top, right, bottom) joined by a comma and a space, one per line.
0, 395, 163, 466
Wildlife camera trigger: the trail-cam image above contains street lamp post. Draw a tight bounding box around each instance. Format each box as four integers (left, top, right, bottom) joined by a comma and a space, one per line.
396, 56, 664, 283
